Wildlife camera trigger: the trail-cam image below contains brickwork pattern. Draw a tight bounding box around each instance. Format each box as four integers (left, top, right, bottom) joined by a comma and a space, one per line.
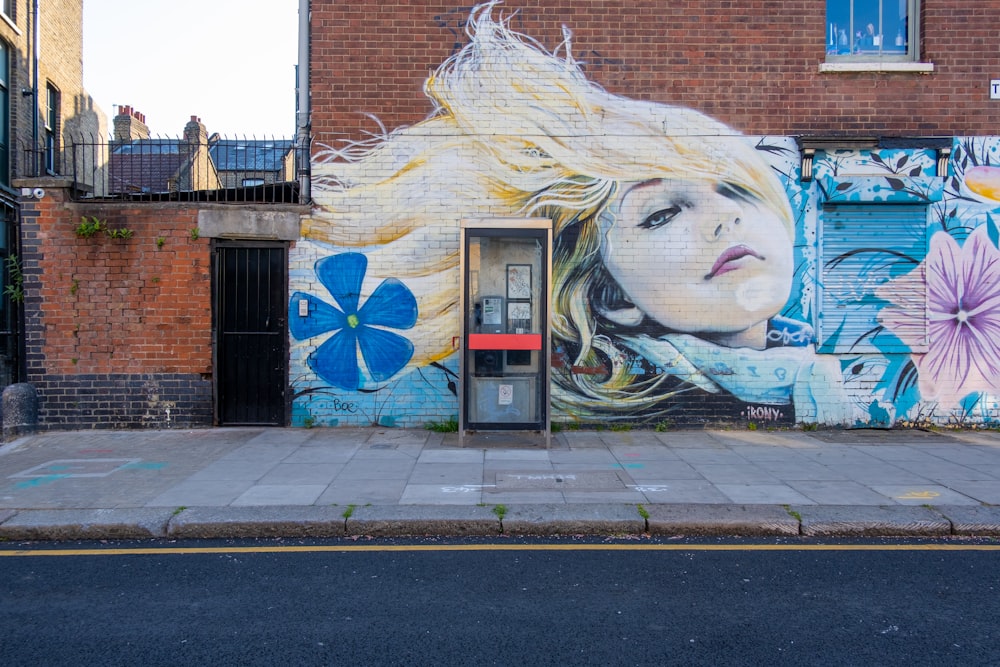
0, 0, 96, 180
19, 186, 215, 429
310, 0, 1000, 145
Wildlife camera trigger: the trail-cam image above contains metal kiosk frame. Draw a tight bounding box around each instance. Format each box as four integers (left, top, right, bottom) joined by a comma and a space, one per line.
459, 218, 552, 448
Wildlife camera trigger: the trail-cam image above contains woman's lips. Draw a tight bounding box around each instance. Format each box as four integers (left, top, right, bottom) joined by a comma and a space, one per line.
705, 244, 764, 279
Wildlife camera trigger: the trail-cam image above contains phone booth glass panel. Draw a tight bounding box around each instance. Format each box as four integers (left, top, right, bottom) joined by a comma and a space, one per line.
460, 220, 551, 440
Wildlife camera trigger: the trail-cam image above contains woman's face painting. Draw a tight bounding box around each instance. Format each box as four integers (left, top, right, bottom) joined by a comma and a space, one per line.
600, 178, 794, 337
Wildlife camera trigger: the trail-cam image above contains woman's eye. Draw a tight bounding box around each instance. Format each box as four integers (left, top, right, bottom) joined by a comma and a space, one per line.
639, 206, 682, 229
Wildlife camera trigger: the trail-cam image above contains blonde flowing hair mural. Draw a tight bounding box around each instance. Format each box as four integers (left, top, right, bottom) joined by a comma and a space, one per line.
292, 2, 844, 425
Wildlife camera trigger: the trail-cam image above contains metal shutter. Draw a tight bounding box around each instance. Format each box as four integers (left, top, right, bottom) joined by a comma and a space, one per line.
817, 204, 928, 353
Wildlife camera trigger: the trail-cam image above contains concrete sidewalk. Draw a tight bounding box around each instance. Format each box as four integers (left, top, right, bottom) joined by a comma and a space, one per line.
2, 425, 1000, 540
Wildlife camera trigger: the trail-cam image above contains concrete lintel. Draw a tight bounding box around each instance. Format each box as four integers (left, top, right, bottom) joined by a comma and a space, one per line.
197, 209, 301, 241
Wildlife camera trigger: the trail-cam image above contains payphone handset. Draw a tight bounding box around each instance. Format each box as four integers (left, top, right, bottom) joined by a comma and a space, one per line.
477, 296, 505, 334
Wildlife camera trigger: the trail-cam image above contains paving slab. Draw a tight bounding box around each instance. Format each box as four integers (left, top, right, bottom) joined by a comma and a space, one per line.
645, 503, 799, 536
716, 484, 816, 505
231, 484, 328, 506
635, 480, 733, 504
787, 481, 897, 505
398, 484, 484, 505
793, 505, 951, 536
935, 480, 1000, 505
869, 484, 980, 505
0, 508, 174, 540
145, 479, 254, 507
316, 478, 408, 505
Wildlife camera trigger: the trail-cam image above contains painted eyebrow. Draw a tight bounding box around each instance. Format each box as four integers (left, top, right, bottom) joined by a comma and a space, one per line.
716, 182, 759, 203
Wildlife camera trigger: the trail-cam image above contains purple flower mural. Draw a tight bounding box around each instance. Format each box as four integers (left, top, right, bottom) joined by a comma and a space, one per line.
290, 253, 418, 391
877, 225, 1000, 408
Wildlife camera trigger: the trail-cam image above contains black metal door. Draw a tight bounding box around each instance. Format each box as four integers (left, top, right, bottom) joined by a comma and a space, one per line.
215, 242, 287, 425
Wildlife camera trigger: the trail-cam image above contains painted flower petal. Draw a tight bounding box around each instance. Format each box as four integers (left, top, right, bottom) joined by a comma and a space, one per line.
308, 329, 360, 391
289, 291, 347, 340
358, 278, 418, 329
904, 226, 1000, 406
316, 252, 366, 314
356, 325, 415, 382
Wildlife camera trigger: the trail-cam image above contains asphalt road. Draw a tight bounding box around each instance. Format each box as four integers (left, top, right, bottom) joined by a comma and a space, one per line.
2, 537, 999, 666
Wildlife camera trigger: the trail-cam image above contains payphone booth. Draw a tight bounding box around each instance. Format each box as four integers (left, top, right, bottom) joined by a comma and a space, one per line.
459, 219, 552, 447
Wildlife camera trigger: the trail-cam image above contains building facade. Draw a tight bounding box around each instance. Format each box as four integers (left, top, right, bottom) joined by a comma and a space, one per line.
1, 0, 105, 388
292, 1, 1000, 429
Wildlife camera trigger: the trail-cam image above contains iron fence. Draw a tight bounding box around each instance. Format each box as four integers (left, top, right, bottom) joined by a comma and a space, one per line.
21, 134, 304, 204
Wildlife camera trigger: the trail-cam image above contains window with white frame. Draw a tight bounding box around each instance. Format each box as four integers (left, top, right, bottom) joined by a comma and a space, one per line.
44, 83, 59, 174
826, 0, 919, 62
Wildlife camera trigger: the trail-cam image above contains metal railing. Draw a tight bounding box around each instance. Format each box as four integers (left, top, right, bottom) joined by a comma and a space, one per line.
21, 134, 304, 204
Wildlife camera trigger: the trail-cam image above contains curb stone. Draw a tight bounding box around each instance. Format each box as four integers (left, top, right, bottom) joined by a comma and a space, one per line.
501, 504, 646, 535
0, 508, 173, 541
645, 503, 800, 536
793, 505, 951, 537
167, 506, 345, 539
933, 505, 1000, 536
346, 504, 500, 537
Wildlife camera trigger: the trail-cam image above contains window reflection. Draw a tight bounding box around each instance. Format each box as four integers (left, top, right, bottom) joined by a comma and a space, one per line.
827, 0, 909, 57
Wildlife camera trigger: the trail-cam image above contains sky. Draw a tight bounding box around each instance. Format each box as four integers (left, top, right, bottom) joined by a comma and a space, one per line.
83, 0, 300, 138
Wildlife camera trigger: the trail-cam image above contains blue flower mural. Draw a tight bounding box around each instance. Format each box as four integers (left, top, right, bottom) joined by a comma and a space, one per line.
290, 253, 418, 390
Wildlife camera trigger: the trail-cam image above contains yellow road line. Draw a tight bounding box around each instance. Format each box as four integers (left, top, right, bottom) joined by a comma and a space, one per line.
2, 542, 1000, 557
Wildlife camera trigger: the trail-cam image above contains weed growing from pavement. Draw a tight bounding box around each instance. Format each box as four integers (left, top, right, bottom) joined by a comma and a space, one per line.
342, 504, 356, 519
492, 504, 507, 521
425, 417, 459, 433
783, 505, 802, 522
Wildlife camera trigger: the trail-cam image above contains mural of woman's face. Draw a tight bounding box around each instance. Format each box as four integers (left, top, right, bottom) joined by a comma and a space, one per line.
600, 178, 794, 347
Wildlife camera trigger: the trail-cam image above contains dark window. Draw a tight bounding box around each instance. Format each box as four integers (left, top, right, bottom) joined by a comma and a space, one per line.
45, 83, 59, 174
0, 43, 8, 186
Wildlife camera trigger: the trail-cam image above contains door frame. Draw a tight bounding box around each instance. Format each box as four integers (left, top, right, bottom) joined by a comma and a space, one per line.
211, 239, 289, 426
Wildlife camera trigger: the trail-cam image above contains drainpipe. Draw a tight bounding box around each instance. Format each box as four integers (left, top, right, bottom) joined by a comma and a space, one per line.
31, 0, 40, 173
296, 0, 310, 203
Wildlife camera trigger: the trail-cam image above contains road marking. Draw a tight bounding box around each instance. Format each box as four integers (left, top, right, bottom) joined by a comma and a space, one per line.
895, 490, 941, 500
3, 543, 1000, 557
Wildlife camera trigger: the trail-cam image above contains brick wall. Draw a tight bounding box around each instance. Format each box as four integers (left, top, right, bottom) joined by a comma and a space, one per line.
310, 0, 1000, 145
18, 184, 214, 429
